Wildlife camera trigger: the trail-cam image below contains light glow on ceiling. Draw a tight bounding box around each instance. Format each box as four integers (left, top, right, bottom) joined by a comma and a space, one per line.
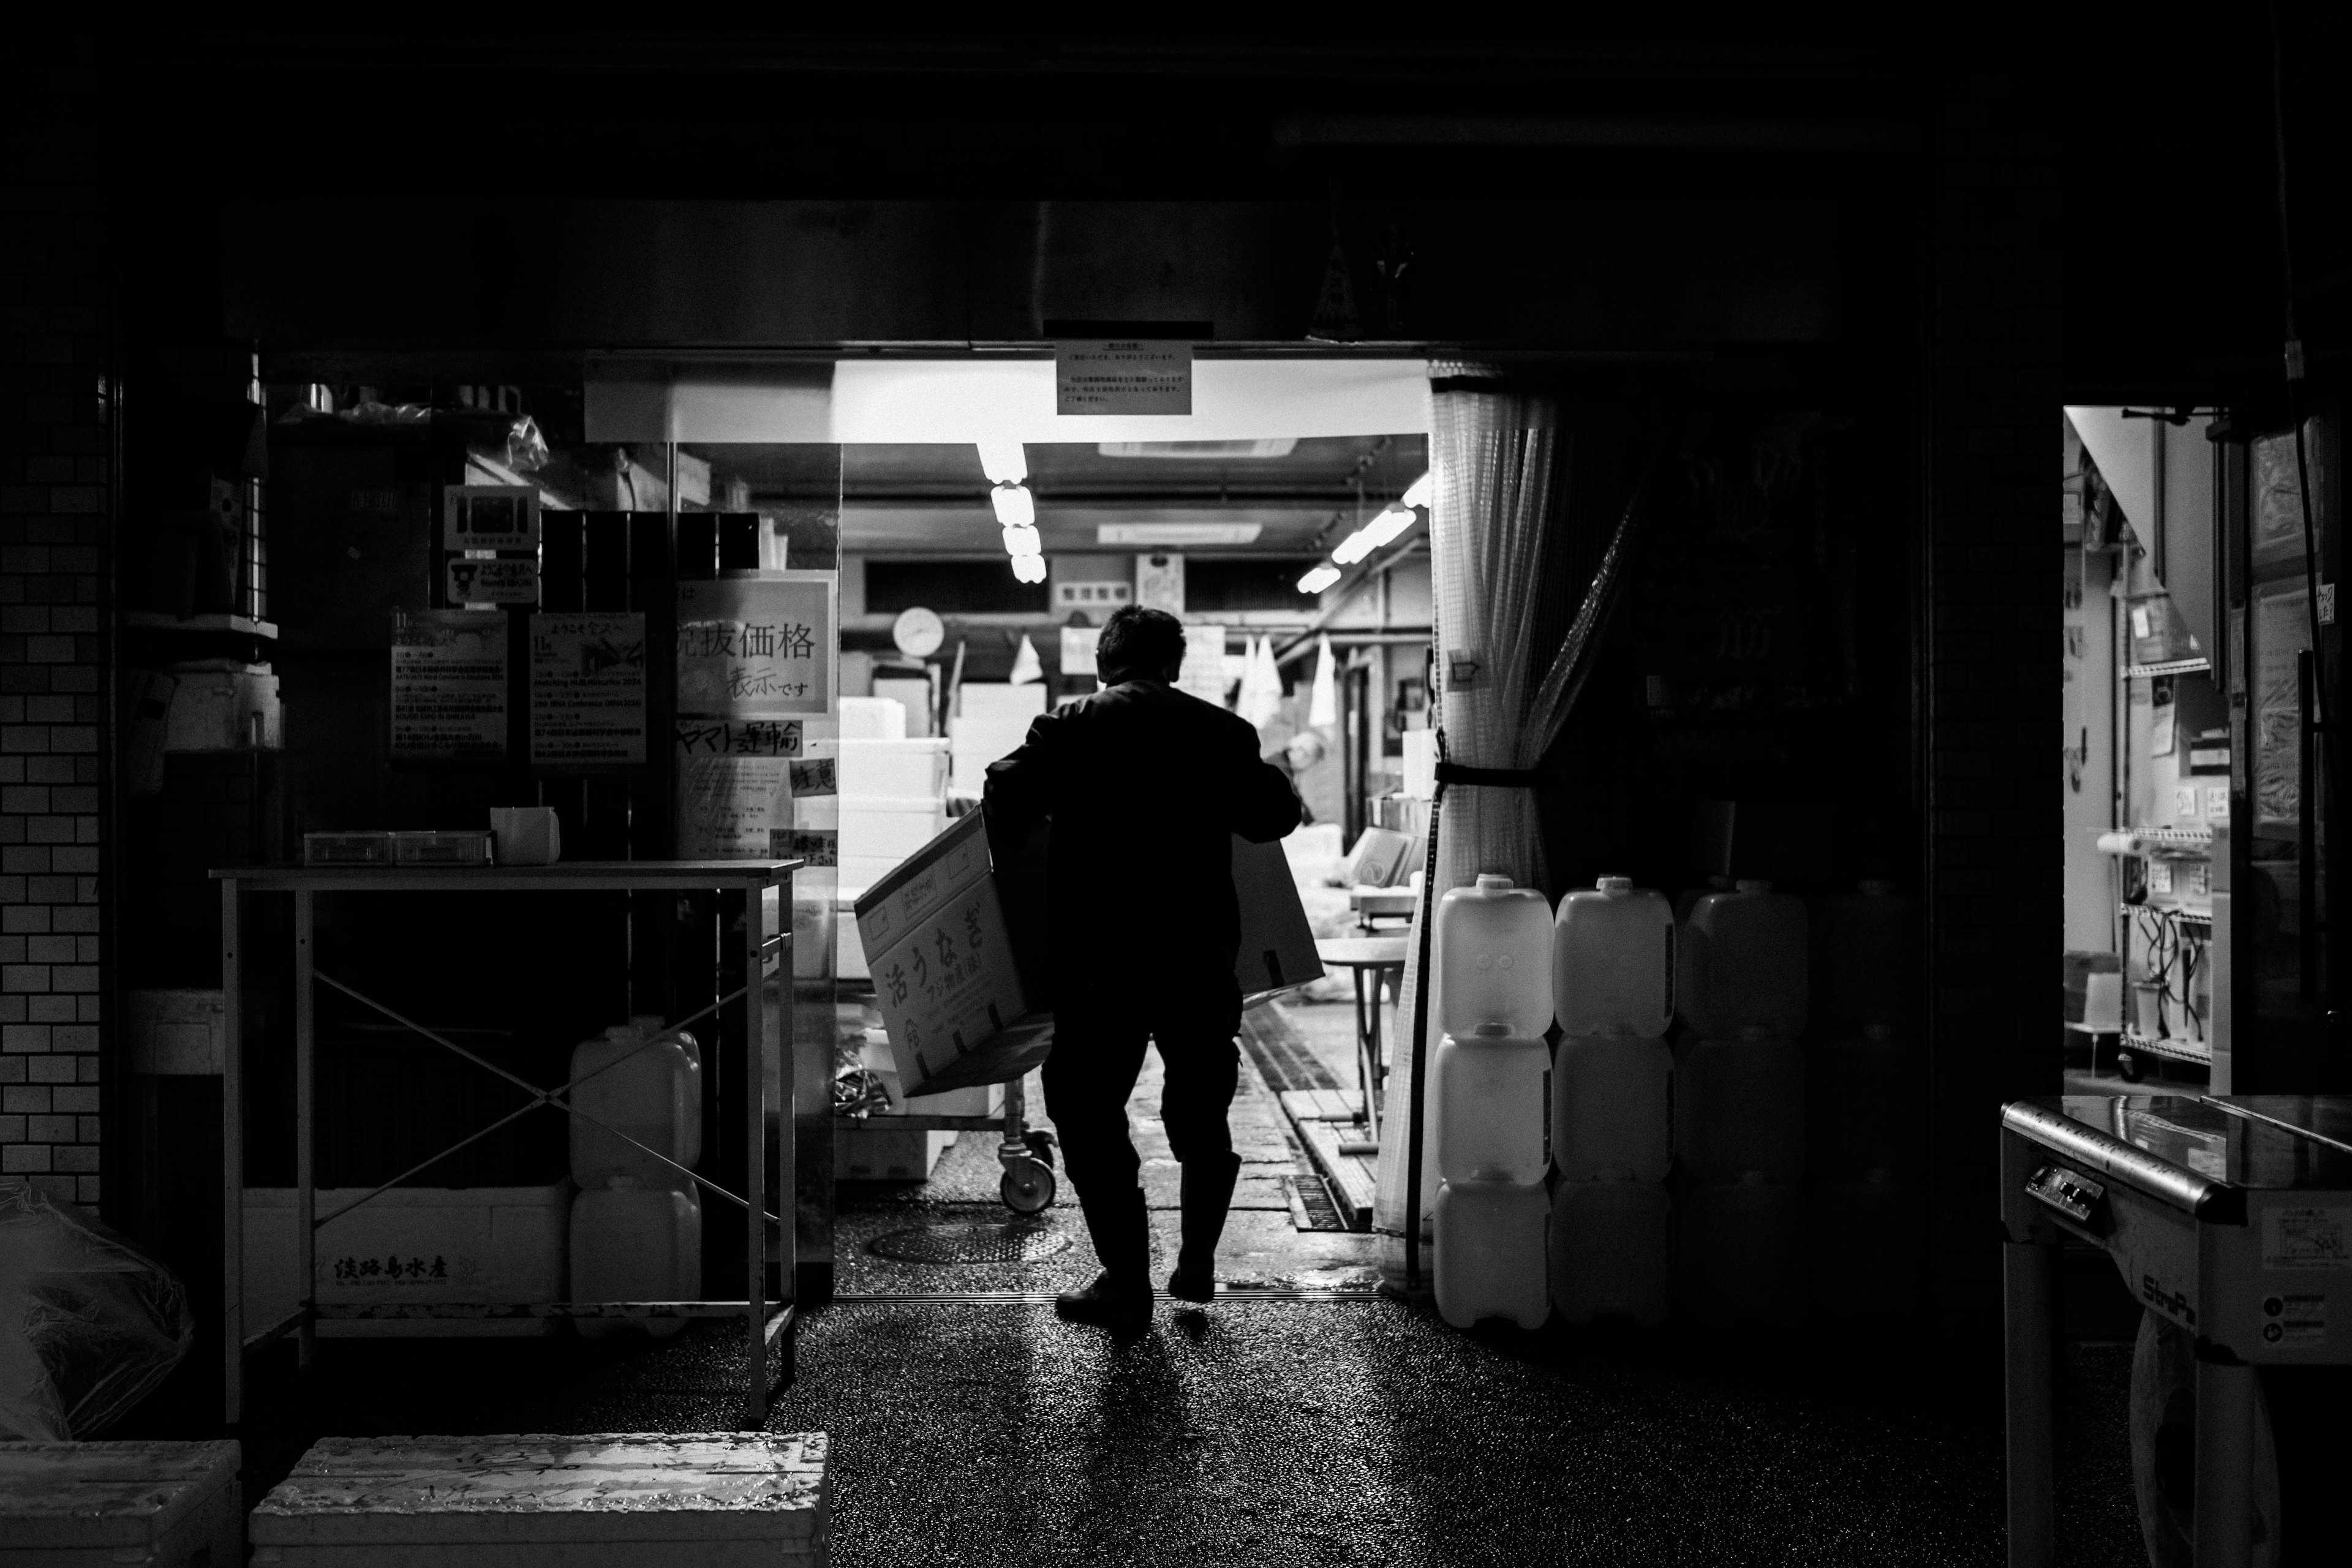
990, 483, 1036, 527
977, 438, 1027, 485
1095, 522, 1264, 546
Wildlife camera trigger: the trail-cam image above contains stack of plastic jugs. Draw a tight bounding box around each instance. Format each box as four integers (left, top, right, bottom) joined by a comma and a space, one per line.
1548, 876, 1674, 1328
1430, 873, 1553, 1330
1672, 880, 1807, 1325
568, 1016, 704, 1338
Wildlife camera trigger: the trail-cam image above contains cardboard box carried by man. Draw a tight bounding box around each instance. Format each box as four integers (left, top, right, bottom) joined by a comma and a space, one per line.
853, 807, 1321, 1098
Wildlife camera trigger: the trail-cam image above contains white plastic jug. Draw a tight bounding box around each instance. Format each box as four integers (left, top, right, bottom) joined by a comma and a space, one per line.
1553, 877, 1675, 1038
1805, 1172, 1919, 1317
1672, 1035, 1804, 1183
1548, 1178, 1670, 1327
570, 1023, 703, 1189
1551, 1035, 1671, 1183
630, 1015, 703, 1168
569, 1177, 702, 1339
1806, 1028, 1917, 1179
1431, 1029, 1550, 1184
1811, 881, 1917, 1035
1436, 873, 1554, 1038
1433, 1177, 1549, 1330
1677, 880, 1808, 1038
1671, 1175, 1803, 1325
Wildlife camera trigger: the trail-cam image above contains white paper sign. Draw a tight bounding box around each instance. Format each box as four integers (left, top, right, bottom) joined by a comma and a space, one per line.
677, 755, 790, 858
677, 573, 836, 718
391, 611, 507, 761
446, 557, 539, 605
531, 612, 647, 767
1056, 339, 1193, 415
1134, 552, 1185, 613
442, 485, 540, 551
1060, 625, 1102, 676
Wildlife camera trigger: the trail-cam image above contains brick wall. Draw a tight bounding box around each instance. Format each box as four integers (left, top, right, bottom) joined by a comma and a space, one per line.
2, 62, 108, 1207
1924, 61, 2065, 1297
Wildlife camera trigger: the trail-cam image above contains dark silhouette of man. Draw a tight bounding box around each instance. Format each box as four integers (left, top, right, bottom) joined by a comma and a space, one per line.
984, 606, 1302, 1330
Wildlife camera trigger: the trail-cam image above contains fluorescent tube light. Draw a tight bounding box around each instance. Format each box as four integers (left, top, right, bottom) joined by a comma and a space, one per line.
1297, 564, 1342, 594
1011, 554, 1048, 584
1001, 524, 1042, 557
1332, 530, 1378, 566
990, 483, 1036, 527
1095, 522, 1262, 546
1401, 471, 1433, 510
978, 438, 1027, 485
1363, 503, 1418, 547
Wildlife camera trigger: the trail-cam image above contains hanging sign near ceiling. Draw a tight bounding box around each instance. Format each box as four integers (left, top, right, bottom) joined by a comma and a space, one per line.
676, 573, 837, 718
390, 610, 507, 761
1055, 339, 1193, 416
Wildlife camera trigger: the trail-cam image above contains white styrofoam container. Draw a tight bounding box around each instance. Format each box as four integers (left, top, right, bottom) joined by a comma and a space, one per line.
840, 798, 949, 864
248, 1434, 828, 1568
837, 886, 870, 979
124, 989, 225, 1075
835, 1123, 954, 1180
242, 1185, 568, 1338
839, 695, 907, 741
835, 737, 949, 799
0, 1440, 242, 1568
838, 854, 908, 894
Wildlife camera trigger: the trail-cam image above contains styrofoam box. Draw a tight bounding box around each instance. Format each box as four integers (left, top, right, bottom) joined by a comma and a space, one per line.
125, 989, 225, 1075
839, 855, 908, 894
840, 798, 949, 864
248, 1434, 828, 1568
243, 1185, 568, 1338
1, 1441, 243, 1568
835, 1125, 954, 1180
836, 737, 949, 799
840, 695, 907, 741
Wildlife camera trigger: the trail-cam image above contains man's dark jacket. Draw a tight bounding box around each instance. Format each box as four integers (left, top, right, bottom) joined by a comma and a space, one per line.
982, 679, 1301, 997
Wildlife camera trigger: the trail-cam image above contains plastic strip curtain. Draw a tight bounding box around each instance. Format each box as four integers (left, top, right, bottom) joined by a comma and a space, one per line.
1371, 370, 1650, 1290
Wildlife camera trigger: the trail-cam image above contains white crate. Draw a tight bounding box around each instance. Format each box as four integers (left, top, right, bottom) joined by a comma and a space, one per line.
248, 1434, 827, 1567
243, 1185, 568, 1338
0, 1441, 242, 1568
835, 737, 949, 798
839, 799, 948, 863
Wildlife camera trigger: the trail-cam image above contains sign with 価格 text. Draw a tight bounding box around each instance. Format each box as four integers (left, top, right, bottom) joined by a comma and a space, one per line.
1055, 339, 1193, 415
391, 611, 507, 761
531, 612, 647, 767
676, 574, 835, 718
442, 485, 540, 551
446, 556, 538, 605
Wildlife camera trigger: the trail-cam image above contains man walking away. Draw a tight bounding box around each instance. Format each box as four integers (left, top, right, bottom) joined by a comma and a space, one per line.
984, 606, 1302, 1332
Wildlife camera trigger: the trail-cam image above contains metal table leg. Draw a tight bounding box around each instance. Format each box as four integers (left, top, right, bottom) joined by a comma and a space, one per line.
220, 879, 243, 1425
743, 888, 767, 1429
2002, 1237, 2056, 1568
295, 889, 315, 1370
2193, 1351, 2256, 1568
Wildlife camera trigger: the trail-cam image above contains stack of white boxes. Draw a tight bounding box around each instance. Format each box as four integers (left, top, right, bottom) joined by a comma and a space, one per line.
947, 682, 1046, 794
833, 695, 951, 980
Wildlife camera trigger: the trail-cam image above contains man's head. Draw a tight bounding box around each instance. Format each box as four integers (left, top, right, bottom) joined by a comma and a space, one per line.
1095, 605, 1186, 685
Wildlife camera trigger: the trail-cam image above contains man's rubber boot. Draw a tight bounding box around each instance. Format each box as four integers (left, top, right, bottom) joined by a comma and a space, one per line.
1057, 1184, 1152, 1332
1167, 1151, 1243, 1303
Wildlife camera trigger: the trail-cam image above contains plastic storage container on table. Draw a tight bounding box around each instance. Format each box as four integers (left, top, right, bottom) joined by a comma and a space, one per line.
1435, 873, 1554, 1038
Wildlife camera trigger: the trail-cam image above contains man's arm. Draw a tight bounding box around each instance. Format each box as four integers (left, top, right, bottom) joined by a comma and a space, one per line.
982, 707, 1066, 844
1226, 722, 1303, 843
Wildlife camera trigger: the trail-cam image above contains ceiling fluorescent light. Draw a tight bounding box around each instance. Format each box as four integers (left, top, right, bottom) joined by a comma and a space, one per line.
977, 438, 1027, 485
1331, 530, 1378, 566
1096, 439, 1300, 460
1297, 564, 1343, 594
990, 483, 1036, 527
1001, 524, 1042, 557
1401, 471, 1434, 510
1363, 503, 1418, 548
1012, 554, 1047, 584
1096, 522, 1263, 546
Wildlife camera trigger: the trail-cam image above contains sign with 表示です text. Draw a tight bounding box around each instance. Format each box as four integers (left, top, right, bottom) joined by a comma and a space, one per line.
676, 574, 835, 718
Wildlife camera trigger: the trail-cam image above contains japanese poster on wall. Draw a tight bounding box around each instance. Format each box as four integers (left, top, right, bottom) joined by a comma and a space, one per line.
2253, 582, 2310, 827
391, 610, 507, 761
531, 612, 647, 767
676, 573, 835, 718
674, 718, 802, 858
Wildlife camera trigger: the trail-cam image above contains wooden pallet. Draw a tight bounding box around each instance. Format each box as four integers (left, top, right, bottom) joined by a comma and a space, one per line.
1279, 1088, 1366, 1123
1297, 1119, 1379, 1230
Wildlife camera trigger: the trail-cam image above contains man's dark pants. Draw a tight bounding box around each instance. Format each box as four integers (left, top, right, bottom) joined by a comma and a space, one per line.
1042, 971, 1245, 1287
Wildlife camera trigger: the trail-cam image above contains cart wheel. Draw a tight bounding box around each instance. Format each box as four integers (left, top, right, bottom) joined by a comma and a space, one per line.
1001, 1160, 1056, 1214
2117, 1049, 2145, 1083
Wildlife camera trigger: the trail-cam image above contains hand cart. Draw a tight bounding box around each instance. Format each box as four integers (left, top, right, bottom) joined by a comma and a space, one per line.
837, 1068, 1060, 1214
2000, 1093, 2352, 1568
214, 858, 800, 1430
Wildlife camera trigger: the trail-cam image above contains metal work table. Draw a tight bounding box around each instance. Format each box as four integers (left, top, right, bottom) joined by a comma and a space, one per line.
2000, 1093, 2352, 1567
1313, 935, 1408, 1139
213, 859, 801, 1428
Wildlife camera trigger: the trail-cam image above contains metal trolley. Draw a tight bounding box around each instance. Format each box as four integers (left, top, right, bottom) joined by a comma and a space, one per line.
837, 1070, 1060, 1214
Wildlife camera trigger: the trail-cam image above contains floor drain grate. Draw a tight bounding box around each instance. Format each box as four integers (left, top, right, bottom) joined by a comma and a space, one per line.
867, 1222, 1072, 1265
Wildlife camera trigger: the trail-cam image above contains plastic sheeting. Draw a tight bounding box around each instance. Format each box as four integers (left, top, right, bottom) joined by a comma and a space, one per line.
0, 1183, 194, 1441
1371, 372, 1652, 1292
